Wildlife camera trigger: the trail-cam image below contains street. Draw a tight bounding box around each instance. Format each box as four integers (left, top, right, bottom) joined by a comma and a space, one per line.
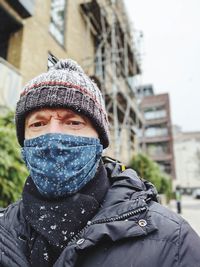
167, 195, 200, 236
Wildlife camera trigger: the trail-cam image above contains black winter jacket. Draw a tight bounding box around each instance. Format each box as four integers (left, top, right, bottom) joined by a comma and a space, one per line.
0, 166, 200, 267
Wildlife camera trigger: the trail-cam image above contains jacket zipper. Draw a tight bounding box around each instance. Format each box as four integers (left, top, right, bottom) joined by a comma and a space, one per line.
68, 206, 147, 245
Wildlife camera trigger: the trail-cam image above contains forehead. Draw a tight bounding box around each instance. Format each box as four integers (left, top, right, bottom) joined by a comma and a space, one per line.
26, 108, 82, 120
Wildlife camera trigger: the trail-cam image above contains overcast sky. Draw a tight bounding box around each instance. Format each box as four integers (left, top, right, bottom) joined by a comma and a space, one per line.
124, 0, 200, 132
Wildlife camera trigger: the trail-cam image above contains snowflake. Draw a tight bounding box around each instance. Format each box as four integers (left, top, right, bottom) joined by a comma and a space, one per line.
43, 252, 49, 261
81, 208, 86, 214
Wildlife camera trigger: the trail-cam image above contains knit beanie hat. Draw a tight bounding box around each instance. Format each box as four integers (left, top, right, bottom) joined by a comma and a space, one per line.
15, 59, 109, 148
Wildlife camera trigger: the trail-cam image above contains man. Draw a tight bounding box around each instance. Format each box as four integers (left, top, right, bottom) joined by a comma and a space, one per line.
0, 59, 200, 267
175, 186, 182, 214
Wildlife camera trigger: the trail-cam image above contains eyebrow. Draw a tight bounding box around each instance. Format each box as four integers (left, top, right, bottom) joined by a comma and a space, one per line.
26, 110, 85, 124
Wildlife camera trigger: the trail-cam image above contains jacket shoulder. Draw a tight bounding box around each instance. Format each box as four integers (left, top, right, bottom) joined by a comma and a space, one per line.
0, 201, 31, 267
150, 201, 184, 224
149, 201, 199, 242
149, 201, 200, 265
0, 200, 25, 230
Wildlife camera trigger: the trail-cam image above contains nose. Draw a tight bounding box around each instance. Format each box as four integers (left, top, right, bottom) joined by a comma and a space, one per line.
48, 118, 63, 133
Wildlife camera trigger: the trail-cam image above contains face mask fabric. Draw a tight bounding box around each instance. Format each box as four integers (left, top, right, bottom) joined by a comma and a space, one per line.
21, 133, 103, 198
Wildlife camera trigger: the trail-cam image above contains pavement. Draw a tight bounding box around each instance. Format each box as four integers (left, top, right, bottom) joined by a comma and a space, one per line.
167, 195, 200, 236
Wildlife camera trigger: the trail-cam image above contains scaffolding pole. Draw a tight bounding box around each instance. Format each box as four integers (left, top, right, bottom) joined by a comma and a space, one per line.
80, 0, 142, 161
111, 1, 120, 159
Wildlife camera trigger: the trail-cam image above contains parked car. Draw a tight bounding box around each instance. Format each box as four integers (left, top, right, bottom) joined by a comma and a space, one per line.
193, 189, 200, 199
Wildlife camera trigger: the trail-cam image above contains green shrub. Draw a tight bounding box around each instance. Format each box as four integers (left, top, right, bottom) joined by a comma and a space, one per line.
0, 110, 28, 207
129, 153, 172, 201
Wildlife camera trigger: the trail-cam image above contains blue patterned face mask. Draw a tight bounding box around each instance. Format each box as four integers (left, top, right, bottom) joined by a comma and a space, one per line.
21, 133, 103, 198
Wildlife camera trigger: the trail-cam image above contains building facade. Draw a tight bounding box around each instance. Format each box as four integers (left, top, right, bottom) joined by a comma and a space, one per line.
173, 130, 200, 192
135, 84, 154, 103
139, 92, 176, 178
0, 0, 143, 163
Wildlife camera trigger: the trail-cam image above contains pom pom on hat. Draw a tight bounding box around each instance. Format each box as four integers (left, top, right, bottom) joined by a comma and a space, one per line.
53, 59, 84, 74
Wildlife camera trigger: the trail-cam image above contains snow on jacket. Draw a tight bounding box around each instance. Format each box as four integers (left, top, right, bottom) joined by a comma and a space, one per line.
0, 165, 200, 267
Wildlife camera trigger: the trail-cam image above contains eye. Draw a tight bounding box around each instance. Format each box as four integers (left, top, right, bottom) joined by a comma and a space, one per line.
69, 121, 82, 125
65, 120, 85, 129
29, 121, 46, 128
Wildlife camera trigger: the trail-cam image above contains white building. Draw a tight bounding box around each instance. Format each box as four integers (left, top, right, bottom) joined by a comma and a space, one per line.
173, 129, 200, 192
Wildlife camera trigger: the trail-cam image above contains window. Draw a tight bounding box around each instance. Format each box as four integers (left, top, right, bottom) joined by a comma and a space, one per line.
144, 107, 167, 120
0, 5, 22, 60
158, 162, 172, 174
147, 143, 169, 156
49, 0, 66, 45
143, 87, 152, 96
145, 126, 168, 137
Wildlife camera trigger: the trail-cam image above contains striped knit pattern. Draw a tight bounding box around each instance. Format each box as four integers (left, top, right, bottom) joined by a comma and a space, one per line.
15, 59, 109, 148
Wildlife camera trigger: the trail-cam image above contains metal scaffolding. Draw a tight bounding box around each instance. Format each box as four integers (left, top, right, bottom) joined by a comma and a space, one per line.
80, 0, 143, 162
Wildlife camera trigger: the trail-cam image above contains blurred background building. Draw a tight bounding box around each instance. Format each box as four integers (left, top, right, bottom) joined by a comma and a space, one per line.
137, 84, 176, 179
0, 0, 144, 163
173, 127, 200, 193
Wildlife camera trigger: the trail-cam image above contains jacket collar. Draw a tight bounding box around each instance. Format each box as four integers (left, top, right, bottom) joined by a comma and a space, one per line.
67, 167, 158, 249
54, 166, 159, 266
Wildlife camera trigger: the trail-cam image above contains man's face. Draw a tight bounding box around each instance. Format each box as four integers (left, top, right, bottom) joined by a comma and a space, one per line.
25, 108, 99, 140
